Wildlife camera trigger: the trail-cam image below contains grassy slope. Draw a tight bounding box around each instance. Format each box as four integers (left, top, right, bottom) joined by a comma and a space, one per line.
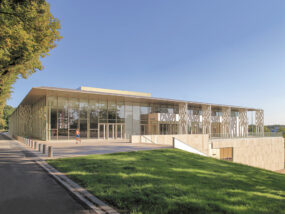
48, 149, 285, 214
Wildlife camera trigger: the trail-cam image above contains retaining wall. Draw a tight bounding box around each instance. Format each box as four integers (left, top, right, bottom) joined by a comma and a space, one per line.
211, 137, 284, 171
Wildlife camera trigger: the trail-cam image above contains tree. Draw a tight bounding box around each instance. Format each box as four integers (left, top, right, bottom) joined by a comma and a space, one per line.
0, 104, 14, 130
0, 0, 62, 126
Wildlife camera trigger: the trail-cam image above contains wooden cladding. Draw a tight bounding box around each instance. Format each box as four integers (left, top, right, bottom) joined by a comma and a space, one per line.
220, 147, 233, 161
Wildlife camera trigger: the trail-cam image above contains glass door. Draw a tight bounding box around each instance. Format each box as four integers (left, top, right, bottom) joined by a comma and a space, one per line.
108, 124, 115, 139
116, 124, 125, 139
99, 123, 106, 139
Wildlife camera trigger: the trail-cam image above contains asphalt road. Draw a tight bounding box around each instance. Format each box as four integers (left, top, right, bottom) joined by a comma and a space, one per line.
0, 133, 91, 214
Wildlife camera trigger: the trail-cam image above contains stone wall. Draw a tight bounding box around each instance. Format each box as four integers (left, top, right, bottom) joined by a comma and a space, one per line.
210, 137, 284, 171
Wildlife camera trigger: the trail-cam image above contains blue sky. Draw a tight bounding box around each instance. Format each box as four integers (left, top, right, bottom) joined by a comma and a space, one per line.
7, 0, 285, 124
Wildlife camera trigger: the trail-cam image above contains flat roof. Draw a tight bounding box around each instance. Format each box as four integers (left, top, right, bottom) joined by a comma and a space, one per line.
79, 86, 151, 97
16, 86, 261, 111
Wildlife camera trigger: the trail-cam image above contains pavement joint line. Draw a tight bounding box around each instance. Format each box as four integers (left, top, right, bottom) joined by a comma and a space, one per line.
4, 134, 120, 214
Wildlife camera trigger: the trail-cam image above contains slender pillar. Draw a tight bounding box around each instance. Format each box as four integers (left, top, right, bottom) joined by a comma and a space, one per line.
179, 103, 188, 134
202, 105, 211, 135
255, 110, 264, 136
238, 109, 248, 137
222, 107, 231, 138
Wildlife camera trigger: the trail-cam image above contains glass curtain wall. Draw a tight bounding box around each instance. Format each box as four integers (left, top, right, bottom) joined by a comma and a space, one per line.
47, 96, 182, 140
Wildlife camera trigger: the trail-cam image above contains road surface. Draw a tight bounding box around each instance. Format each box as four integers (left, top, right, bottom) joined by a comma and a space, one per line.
0, 133, 91, 214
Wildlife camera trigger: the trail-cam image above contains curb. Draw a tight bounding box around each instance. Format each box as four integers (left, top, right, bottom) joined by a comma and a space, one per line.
5, 134, 120, 214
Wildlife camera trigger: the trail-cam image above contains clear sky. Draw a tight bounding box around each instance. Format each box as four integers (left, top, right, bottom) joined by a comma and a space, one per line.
7, 0, 285, 125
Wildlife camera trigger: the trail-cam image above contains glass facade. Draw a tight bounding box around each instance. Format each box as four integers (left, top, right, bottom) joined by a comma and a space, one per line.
9, 88, 262, 141
47, 96, 182, 140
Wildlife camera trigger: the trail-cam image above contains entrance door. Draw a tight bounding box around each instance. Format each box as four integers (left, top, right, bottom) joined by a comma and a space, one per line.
116, 124, 125, 139
108, 124, 115, 139
99, 124, 106, 139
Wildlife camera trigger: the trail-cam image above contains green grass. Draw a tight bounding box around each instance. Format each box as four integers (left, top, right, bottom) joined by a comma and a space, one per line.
47, 149, 285, 214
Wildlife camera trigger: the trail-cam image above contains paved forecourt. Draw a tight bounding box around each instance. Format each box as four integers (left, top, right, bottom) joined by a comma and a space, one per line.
0, 133, 90, 214
42, 141, 172, 159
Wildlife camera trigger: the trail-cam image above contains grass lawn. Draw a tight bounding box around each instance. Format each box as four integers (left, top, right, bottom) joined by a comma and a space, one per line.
48, 149, 285, 214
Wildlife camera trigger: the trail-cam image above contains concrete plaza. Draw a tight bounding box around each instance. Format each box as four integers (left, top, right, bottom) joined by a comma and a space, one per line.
41, 141, 172, 159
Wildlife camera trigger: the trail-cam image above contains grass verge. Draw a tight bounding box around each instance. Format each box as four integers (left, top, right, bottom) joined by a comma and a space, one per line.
48, 149, 285, 214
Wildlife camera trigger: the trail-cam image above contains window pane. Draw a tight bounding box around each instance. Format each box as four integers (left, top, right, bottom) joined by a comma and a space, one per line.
99, 100, 107, 123
69, 98, 79, 108
90, 110, 98, 129
50, 108, 57, 129
80, 120, 87, 138
69, 108, 79, 129
58, 129, 68, 140
50, 130, 57, 140
58, 97, 68, 108
69, 129, 76, 139
108, 101, 116, 123
117, 102, 125, 123
125, 103, 132, 138
80, 108, 87, 119
89, 99, 98, 110
47, 96, 57, 107
90, 129, 98, 138
58, 109, 68, 129
133, 104, 140, 135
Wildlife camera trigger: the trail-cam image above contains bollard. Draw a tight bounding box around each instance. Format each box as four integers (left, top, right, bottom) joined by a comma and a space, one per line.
38, 144, 42, 152
34, 142, 37, 150
30, 140, 34, 148
42, 144, 46, 154
48, 146, 53, 157
28, 139, 30, 147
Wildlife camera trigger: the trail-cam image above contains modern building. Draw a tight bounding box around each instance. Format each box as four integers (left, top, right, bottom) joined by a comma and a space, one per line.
9, 86, 264, 141
9, 86, 285, 171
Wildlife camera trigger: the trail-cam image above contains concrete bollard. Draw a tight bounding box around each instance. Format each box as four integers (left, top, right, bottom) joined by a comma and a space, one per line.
34, 142, 37, 150
30, 140, 34, 148
38, 144, 42, 152
42, 144, 46, 154
48, 146, 53, 157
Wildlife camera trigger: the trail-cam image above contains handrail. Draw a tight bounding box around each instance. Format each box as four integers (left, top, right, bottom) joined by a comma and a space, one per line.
209, 132, 283, 139
140, 135, 157, 144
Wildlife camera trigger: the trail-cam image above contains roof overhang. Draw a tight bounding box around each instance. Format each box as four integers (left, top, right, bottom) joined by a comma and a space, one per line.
17, 86, 261, 111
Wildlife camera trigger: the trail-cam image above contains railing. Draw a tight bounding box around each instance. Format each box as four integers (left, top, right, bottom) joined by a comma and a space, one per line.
210, 132, 283, 139
140, 135, 157, 144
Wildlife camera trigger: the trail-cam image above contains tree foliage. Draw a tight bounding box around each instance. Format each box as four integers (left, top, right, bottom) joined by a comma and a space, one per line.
0, 104, 14, 130
0, 0, 62, 126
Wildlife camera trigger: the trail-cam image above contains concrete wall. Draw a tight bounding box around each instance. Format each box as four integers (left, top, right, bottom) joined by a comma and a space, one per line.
211, 137, 285, 171
131, 134, 209, 155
